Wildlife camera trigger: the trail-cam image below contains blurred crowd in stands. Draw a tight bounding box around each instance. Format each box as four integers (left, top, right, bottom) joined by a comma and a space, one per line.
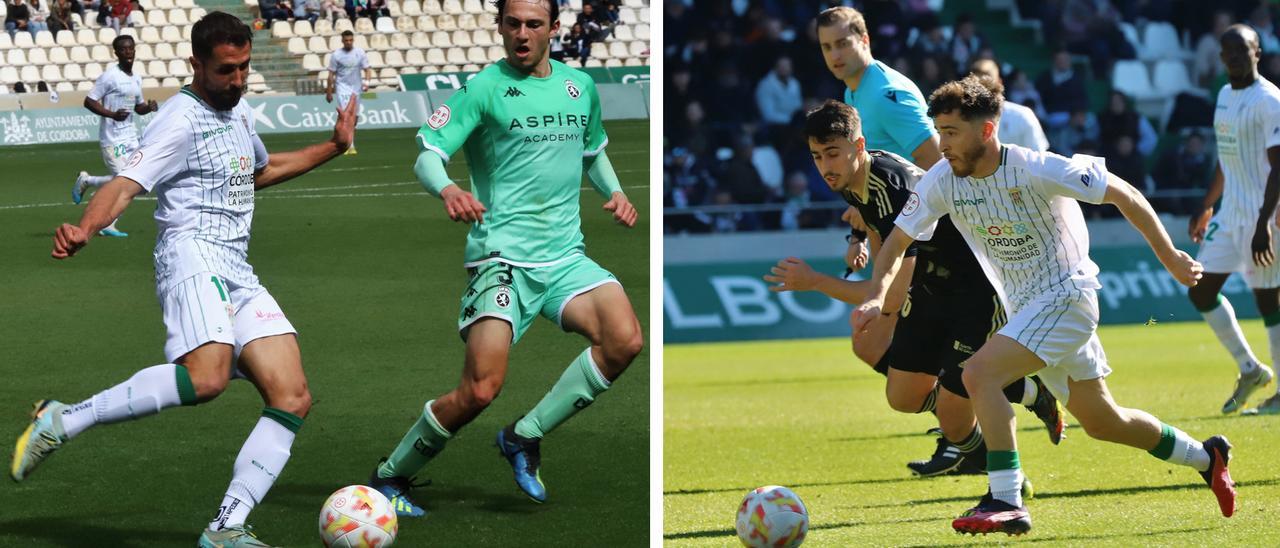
664, 0, 1274, 234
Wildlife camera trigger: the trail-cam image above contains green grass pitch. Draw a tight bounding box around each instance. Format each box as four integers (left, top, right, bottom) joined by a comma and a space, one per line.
0, 122, 648, 546
664, 322, 1280, 546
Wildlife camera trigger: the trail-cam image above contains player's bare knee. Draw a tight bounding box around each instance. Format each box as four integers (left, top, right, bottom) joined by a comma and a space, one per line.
1076, 410, 1124, 442
960, 361, 989, 395
188, 369, 229, 402
603, 328, 643, 371
464, 379, 503, 410
885, 391, 922, 413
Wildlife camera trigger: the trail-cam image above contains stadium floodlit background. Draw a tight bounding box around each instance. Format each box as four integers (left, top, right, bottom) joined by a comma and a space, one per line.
664, 0, 1280, 545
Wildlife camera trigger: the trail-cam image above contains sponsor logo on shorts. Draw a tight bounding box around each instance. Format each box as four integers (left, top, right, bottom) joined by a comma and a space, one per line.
255, 310, 286, 321
495, 286, 511, 308
427, 105, 451, 129
953, 341, 975, 355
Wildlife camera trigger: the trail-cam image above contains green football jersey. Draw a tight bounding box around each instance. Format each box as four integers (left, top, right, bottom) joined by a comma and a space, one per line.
417, 59, 609, 267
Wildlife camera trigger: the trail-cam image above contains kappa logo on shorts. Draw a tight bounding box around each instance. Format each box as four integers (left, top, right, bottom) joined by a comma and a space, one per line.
428, 105, 451, 130
126, 149, 143, 169
495, 286, 512, 308
565, 79, 581, 100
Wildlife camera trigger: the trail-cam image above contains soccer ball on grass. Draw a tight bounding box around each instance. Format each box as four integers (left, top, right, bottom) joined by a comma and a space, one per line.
735, 485, 808, 547
319, 485, 398, 547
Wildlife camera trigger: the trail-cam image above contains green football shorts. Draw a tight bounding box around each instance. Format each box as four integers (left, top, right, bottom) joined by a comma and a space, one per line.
457, 254, 619, 344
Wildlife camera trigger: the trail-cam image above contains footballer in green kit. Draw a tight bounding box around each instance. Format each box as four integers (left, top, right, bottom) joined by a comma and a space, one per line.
367, 0, 643, 517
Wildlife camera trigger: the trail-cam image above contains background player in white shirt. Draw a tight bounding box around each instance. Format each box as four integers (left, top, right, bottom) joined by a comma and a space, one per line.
1186, 25, 1280, 415
12, 12, 357, 548
72, 35, 159, 238
853, 76, 1235, 536
326, 30, 371, 155
970, 59, 1049, 152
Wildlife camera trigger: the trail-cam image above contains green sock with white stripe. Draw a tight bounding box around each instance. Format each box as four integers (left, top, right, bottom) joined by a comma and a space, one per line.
378, 400, 453, 479
211, 408, 303, 531
514, 347, 611, 439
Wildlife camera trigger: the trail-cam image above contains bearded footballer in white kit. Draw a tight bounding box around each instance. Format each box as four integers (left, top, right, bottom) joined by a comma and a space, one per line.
326, 29, 372, 155
853, 76, 1236, 535
12, 12, 357, 548
1187, 24, 1280, 415
72, 34, 160, 238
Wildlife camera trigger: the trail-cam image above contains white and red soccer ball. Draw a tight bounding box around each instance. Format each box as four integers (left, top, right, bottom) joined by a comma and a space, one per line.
319, 485, 398, 547
735, 485, 809, 547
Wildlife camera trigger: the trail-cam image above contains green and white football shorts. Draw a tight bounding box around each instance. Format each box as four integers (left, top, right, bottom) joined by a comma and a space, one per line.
457, 254, 618, 344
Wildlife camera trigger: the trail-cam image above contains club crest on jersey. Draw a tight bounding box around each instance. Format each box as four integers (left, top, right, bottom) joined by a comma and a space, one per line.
428, 105, 451, 129
1008, 188, 1023, 205
565, 79, 581, 99
902, 192, 920, 216
126, 150, 143, 169
494, 286, 512, 308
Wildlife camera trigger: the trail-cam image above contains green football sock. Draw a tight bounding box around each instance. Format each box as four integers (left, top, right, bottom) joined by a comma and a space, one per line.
514, 347, 611, 439
377, 400, 452, 479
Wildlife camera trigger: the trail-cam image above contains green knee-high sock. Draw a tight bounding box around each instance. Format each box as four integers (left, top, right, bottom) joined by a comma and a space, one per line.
514, 347, 611, 439
377, 400, 452, 479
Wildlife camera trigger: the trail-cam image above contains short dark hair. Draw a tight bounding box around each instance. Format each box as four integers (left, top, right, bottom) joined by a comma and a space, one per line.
803, 100, 862, 144
492, 0, 559, 27
341, 30, 354, 38
191, 11, 253, 61
816, 7, 867, 38
927, 75, 1003, 121
111, 35, 134, 50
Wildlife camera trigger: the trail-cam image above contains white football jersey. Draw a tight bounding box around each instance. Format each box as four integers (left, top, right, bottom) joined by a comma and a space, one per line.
87, 64, 143, 145
118, 87, 269, 290
895, 145, 1107, 314
328, 47, 369, 95
1214, 78, 1280, 227
999, 101, 1049, 152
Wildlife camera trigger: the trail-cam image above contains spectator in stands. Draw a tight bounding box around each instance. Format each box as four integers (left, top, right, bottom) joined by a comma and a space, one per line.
778, 171, 819, 231
1249, 4, 1280, 54
563, 23, 589, 65
916, 55, 947, 97
357, 0, 388, 22
755, 56, 803, 132
602, 0, 620, 27
577, 2, 605, 42
107, 0, 131, 31
1152, 132, 1214, 215
1195, 11, 1232, 87
721, 135, 771, 206
970, 59, 1050, 151
709, 189, 752, 233
549, 29, 565, 62
680, 101, 712, 162
28, 0, 50, 33
1108, 134, 1148, 192
320, 0, 341, 23
948, 13, 986, 73
13, 82, 28, 93
705, 65, 752, 129
1004, 68, 1046, 118
1059, 0, 1132, 75
50, 0, 74, 32
5, 0, 33, 37
36, 80, 49, 92
1035, 48, 1089, 130
295, 0, 319, 24
910, 19, 948, 64
259, 0, 291, 27
1264, 54, 1280, 86
664, 147, 715, 234
1049, 107, 1099, 156
1098, 91, 1156, 157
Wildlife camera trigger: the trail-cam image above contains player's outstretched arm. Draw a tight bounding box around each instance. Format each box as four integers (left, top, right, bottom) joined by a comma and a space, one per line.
852, 228, 916, 331
765, 257, 869, 303
1105, 174, 1203, 287
53, 177, 144, 259
254, 97, 357, 189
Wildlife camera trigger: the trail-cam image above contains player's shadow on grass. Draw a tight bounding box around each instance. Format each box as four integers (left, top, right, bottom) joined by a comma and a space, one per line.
269, 481, 543, 515
832, 423, 1062, 443
663, 515, 941, 540
665, 476, 919, 497
864, 477, 1280, 509
669, 374, 872, 390
0, 516, 192, 548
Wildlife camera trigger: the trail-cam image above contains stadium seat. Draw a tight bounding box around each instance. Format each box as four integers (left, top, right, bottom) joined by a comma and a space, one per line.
396, 16, 416, 32
55, 30, 76, 47
378, 67, 398, 84
461, 63, 480, 71
446, 47, 466, 65
97, 27, 117, 45
6, 49, 26, 67
465, 46, 485, 64
91, 44, 112, 63
593, 43, 612, 60
140, 26, 162, 45
372, 32, 391, 50
437, 14, 456, 31
314, 18, 333, 35
608, 41, 628, 59
302, 54, 323, 72
28, 48, 49, 66
426, 48, 446, 66
431, 31, 452, 47
136, 43, 154, 61
155, 0, 174, 9
0, 66, 19, 86
442, 0, 462, 14
182, 24, 194, 41
619, 8, 636, 25
628, 40, 647, 57
1111, 59, 1159, 100
288, 37, 308, 55
49, 47, 70, 65
75, 29, 96, 46
167, 8, 188, 24
63, 63, 84, 81
355, 34, 370, 50
402, 0, 422, 16
14, 32, 34, 48
390, 32, 411, 50
405, 49, 426, 66
127, 11, 145, 27
76, 80, 94, 91
142, 77, 160, 88
273, 20, 293, 38
0, 33, 11, 51
638, 7, 648, 22
162, 76, 181, 87
375, 16, 396, 33
35, 30, 56, 47
190, 6, 206, 19
20, 65, 40, 84
309, 36, 329, 53
451, 29, 472, 47
584, 58, 602, 67
386, 0, 401, 16
624, 57, 642, 67
294, 20, 314, 37
614, 25, 633, 41
384, 49, 405, 67
147, 60, 169, 78
423, 0, 443, 15
154, 43, 175, 60
176, 42, 192, 59
604, 58, 622, 67
84, 63, 103, 80
119, 27, 138, 40
1153, 59, 1193, 97
1142, 22, 1187, 61
460, 13, 481, 30
334, 18, 354, 33
622, 0, 642, 6
70, 46, 92, 63
367, 50, 385, 68
463, 0, 482, 13
355, 17, 375, 34
411, 31, 431, 48
416, 15, 436, 31
327, 35, 343, 50
147, 9, 167, 26
161, 26, 183, 44
176, 0, 195, 8
486, 45, 503, 61
168, 59, 191, 78
55, 81, 73, 92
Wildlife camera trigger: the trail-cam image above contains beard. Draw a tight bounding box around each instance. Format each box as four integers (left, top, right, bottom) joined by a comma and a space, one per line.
948, 142, 986, 178
207, 86, 243, 111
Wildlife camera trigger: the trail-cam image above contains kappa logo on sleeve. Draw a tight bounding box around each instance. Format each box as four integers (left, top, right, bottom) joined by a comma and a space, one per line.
126, 150, 143, 169
427, 105, 451, 129
902, 192, 920, 216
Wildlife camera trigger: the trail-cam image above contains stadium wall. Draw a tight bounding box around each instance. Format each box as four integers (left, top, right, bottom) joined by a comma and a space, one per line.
664, 224, 1257, 343
0, 84, 649, 147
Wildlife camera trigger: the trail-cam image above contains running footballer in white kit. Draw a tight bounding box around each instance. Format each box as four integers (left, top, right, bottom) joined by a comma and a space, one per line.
72, 34, 159, 238
1187, 24, 1280, 415
326, 30, 371, 155
854, 76, 1236, 536
12, 12, 357, 548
